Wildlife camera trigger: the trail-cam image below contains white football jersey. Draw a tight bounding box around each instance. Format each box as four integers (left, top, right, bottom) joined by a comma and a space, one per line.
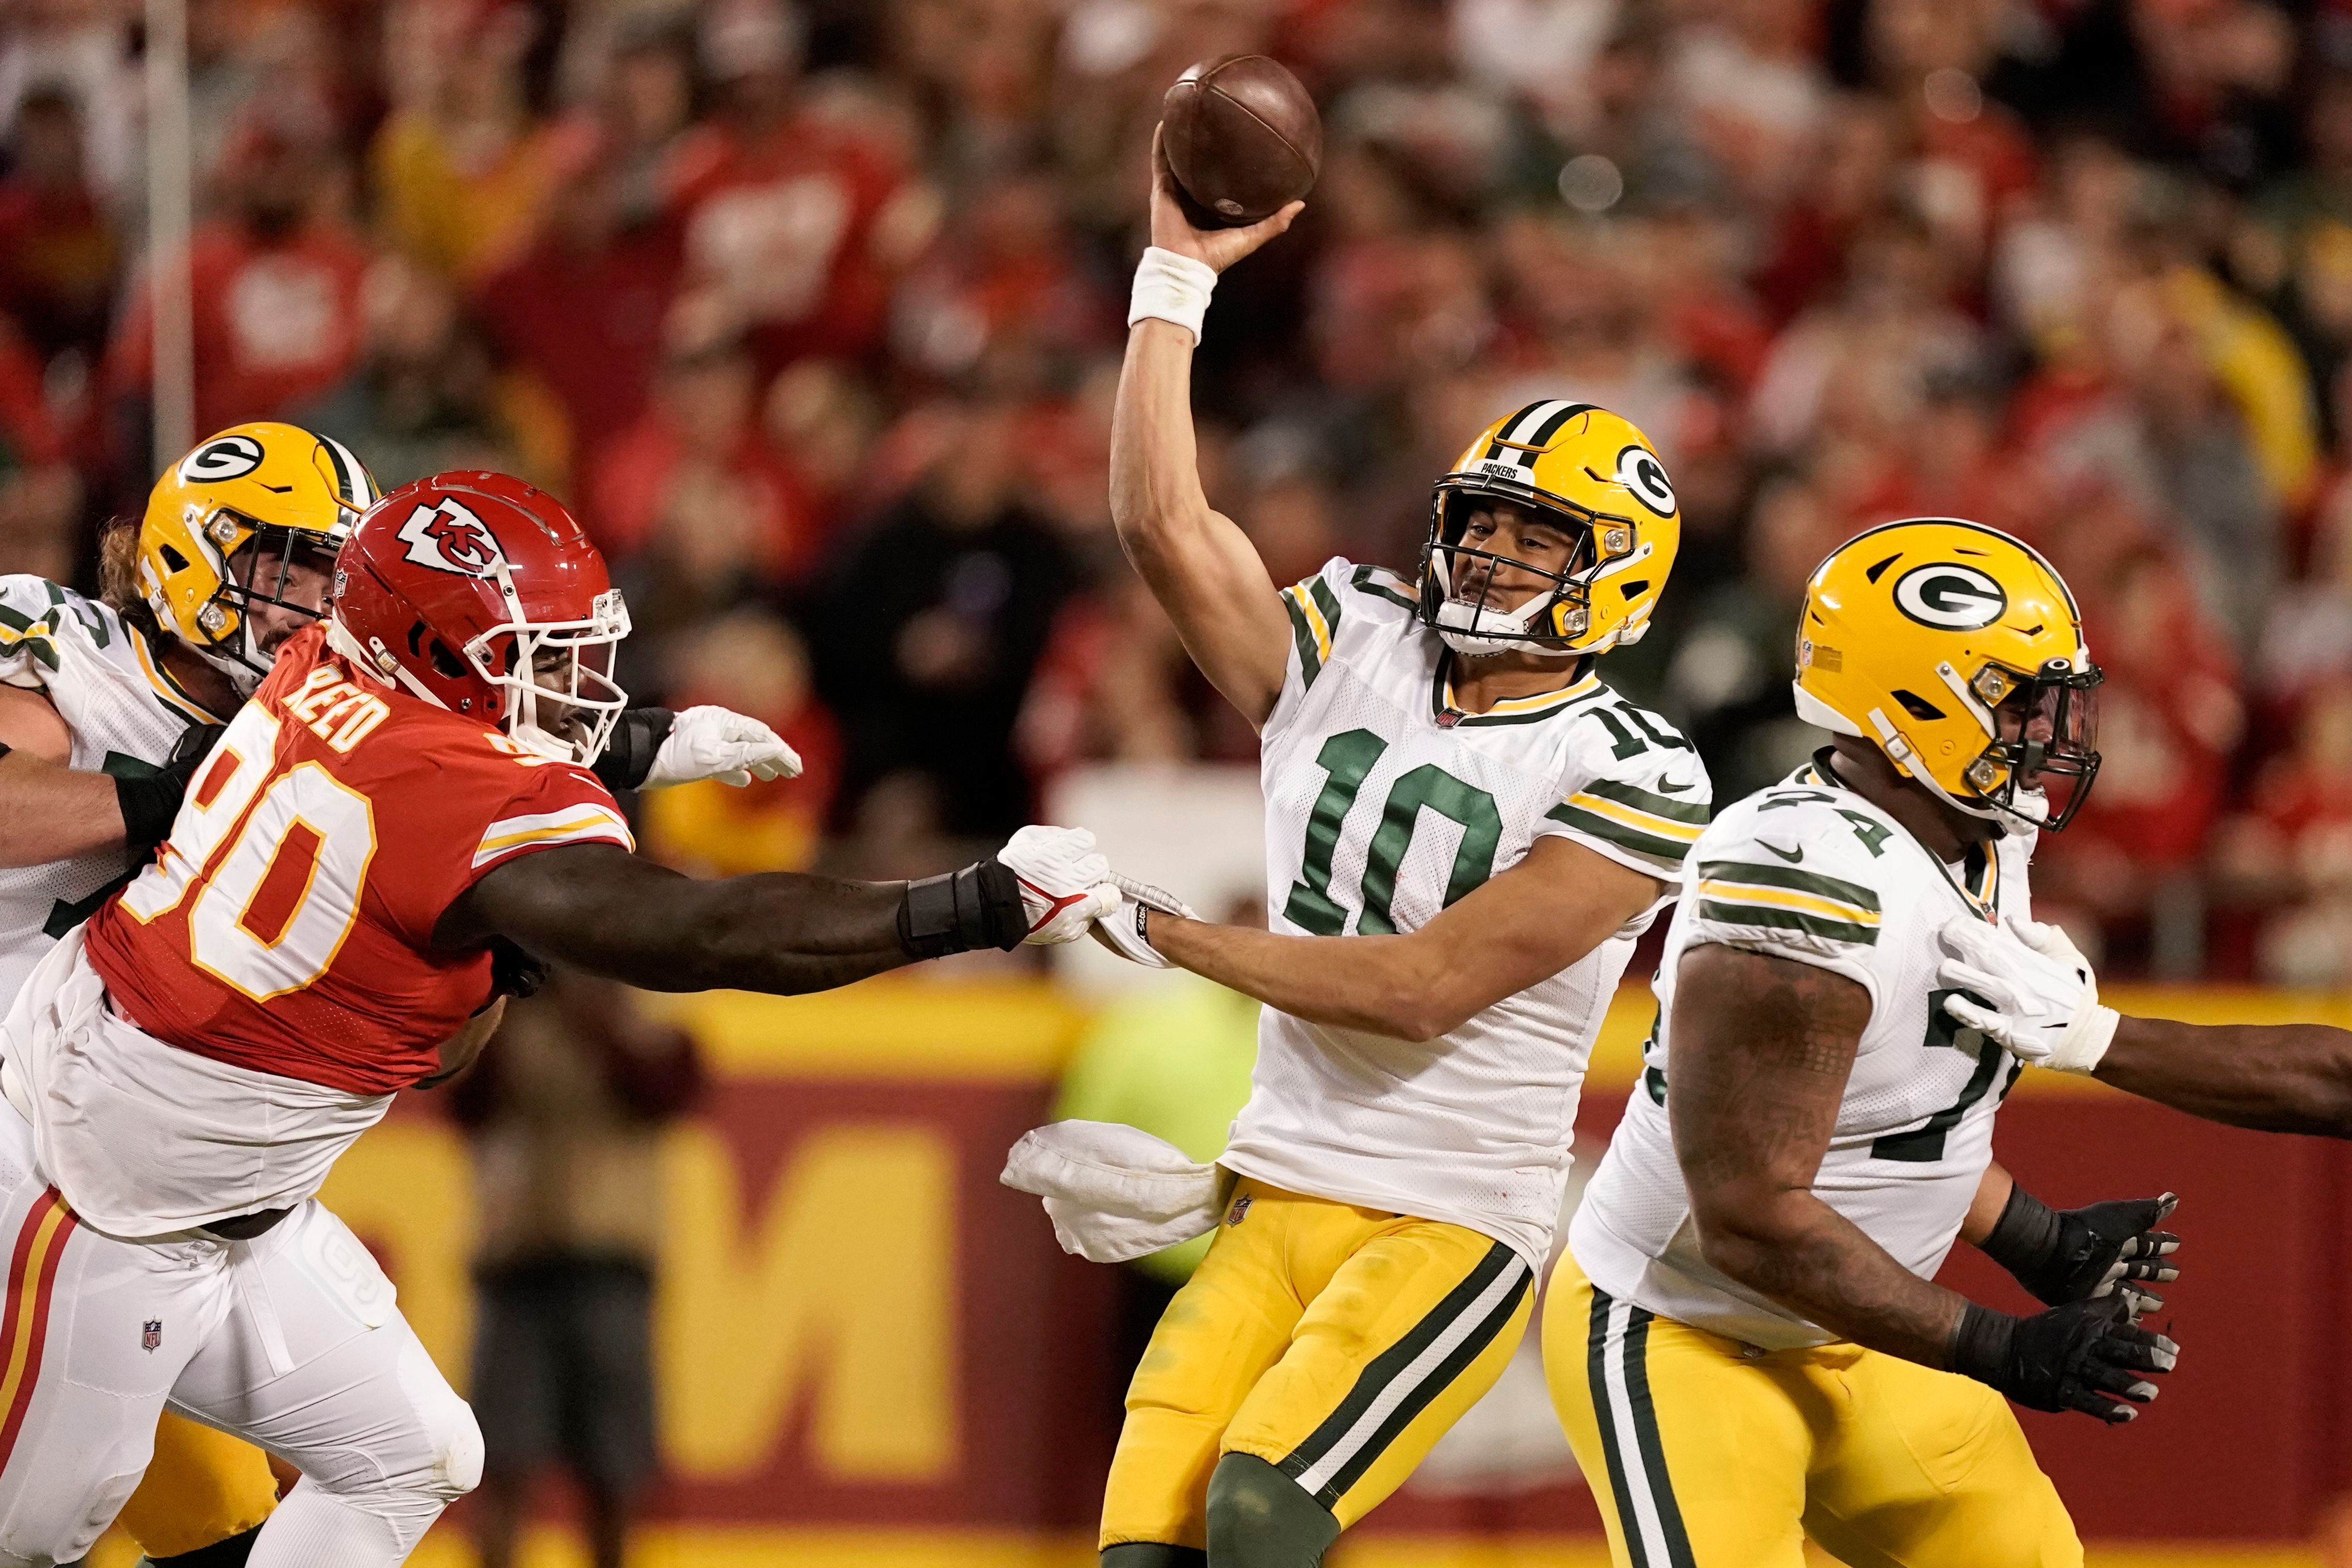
1571, 755, 2034, 1349
0, 575, 218, 1005
1218, 558, 1712, 1269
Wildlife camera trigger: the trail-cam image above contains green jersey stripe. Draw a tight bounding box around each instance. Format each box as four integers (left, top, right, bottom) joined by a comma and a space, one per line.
1351, 563, 1418, 610
1696, 899, 1879, 945
1283, 592, 1324, 689
1546, 803, 1688, 865
1578, 776, 1710, 824
1308, 576, 1345, 645
1696, 859, 1880, 911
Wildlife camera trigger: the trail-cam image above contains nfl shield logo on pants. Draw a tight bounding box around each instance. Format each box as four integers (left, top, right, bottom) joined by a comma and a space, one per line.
141, 1319, 161, 1353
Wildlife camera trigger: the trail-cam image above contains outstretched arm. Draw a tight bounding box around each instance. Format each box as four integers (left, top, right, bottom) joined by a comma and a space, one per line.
1938, 913, 2352, 1135
433, 826, 1118, 996
437, 844, 922, 994
2097, 1016, 2352, 1136
1110, 132, 1303, 731
1145, 836, 1659, 1043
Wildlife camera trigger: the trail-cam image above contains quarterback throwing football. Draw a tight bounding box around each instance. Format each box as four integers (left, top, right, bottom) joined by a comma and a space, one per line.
1065, 136, 1712, 1567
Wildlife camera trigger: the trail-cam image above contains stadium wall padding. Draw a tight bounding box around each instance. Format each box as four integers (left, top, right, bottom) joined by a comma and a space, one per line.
312, 978, 2352, 1549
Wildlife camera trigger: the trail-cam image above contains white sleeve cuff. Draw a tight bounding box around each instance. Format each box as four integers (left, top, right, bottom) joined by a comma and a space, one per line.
1129, 246, 1219, 344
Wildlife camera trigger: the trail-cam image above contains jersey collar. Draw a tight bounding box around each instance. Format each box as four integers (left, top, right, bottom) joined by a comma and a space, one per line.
1810, 748, 2001, 923
1429, 655, 1603, 728
131, 626, 231, 725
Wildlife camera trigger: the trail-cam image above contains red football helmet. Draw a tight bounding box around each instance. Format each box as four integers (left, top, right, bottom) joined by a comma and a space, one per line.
329, 471, 631, 764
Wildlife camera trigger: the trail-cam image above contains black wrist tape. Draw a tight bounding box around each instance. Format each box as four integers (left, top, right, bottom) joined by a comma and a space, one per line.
1981, 1184, 2064, 1279
593, 707, 677, 792
115, 771, 181, 851
1948, 1300, 2017, 1385
898, 860, 1025, 958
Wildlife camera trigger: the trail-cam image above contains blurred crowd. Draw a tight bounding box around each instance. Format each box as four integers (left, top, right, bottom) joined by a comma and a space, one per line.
10, 0, 2352, 978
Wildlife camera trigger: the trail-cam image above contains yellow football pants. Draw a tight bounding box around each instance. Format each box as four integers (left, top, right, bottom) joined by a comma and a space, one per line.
1102, 1178, 1534, 1551
115, 1412, 278, 1558
1544, 1251, 2080, 1568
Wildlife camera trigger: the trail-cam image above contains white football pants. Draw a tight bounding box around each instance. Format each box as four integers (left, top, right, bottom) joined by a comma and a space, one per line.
0, 1098, 479, 1566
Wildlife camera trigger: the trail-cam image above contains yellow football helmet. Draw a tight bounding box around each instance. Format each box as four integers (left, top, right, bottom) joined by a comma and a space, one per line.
1795, 517, 2102, 830
138, 422, 378, 691
1420, 400, 1680, 659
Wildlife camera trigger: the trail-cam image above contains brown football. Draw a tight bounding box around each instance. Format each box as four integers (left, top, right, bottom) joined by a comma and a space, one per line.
1161, 55, 1322, 228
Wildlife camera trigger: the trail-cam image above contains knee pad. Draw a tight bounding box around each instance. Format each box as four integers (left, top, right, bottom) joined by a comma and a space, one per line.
1205, 1453, 1339, 1568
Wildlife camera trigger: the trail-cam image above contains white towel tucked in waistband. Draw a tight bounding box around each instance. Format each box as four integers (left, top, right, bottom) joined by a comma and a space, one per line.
1000, 1120, 1222, 1264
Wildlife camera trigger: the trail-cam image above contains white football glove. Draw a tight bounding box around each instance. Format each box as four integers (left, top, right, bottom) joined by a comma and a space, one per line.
1089, 873, 1199, 968
1935, 913, 2120, 1073
999, 825, 1121, 944
645, 706, 803, 788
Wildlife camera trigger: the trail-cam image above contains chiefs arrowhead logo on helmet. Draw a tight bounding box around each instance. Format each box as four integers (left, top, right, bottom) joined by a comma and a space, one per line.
395, 498, 507, 577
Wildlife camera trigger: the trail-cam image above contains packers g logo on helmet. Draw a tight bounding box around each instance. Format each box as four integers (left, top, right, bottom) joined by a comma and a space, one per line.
1418, 401, 1681, 659
177, 434, 266, 484
1794, 518, 2101, 831
138, 421, 379, 693
1892, 563, 2006, 631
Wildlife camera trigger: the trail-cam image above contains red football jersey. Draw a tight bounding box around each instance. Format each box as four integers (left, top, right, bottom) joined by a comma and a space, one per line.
84, 626, 633, 1095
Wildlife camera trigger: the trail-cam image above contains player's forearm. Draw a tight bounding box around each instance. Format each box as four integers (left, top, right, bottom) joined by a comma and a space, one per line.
1108, 319, 1213, 562
1693, 1188, 1969, 1367
557, 872, 918, 995
450, 846, 923, 997
0, 755, 130, 866
1149, 915, 1467, 1041
1962, 1162, 2016, 1248
2098, 1015, 2352, 1136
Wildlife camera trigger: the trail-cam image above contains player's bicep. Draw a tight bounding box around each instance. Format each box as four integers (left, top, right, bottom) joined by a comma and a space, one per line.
1120, 504, 1292, 728
1412, 835, 1662, 1029
1668, 943, 1870, 1214
435, 841, 678, 962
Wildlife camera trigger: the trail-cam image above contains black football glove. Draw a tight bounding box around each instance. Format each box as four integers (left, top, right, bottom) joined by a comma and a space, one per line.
1981, 1187, 2180, 1307
116, 721, 226, 854
1949, 1295, 2178, 1424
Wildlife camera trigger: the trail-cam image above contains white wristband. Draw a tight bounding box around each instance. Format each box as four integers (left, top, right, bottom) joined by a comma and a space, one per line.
2055, 1003, 2121, 1074
1129, 246, 1219, 344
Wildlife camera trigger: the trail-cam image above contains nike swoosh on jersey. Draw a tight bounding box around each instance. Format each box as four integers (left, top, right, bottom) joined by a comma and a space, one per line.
1762, 842, 1804, 862
1656, 778, 1696, 793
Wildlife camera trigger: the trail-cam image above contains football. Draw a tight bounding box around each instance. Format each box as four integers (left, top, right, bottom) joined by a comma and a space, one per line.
1161, 55, 1322, 228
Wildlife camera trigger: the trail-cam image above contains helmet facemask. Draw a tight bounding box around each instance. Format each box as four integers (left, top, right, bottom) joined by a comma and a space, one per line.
183, 513, 347, 694
1954, 657, 2103, 832
1419, 481, 1628, 660
471, 584, 632, 766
